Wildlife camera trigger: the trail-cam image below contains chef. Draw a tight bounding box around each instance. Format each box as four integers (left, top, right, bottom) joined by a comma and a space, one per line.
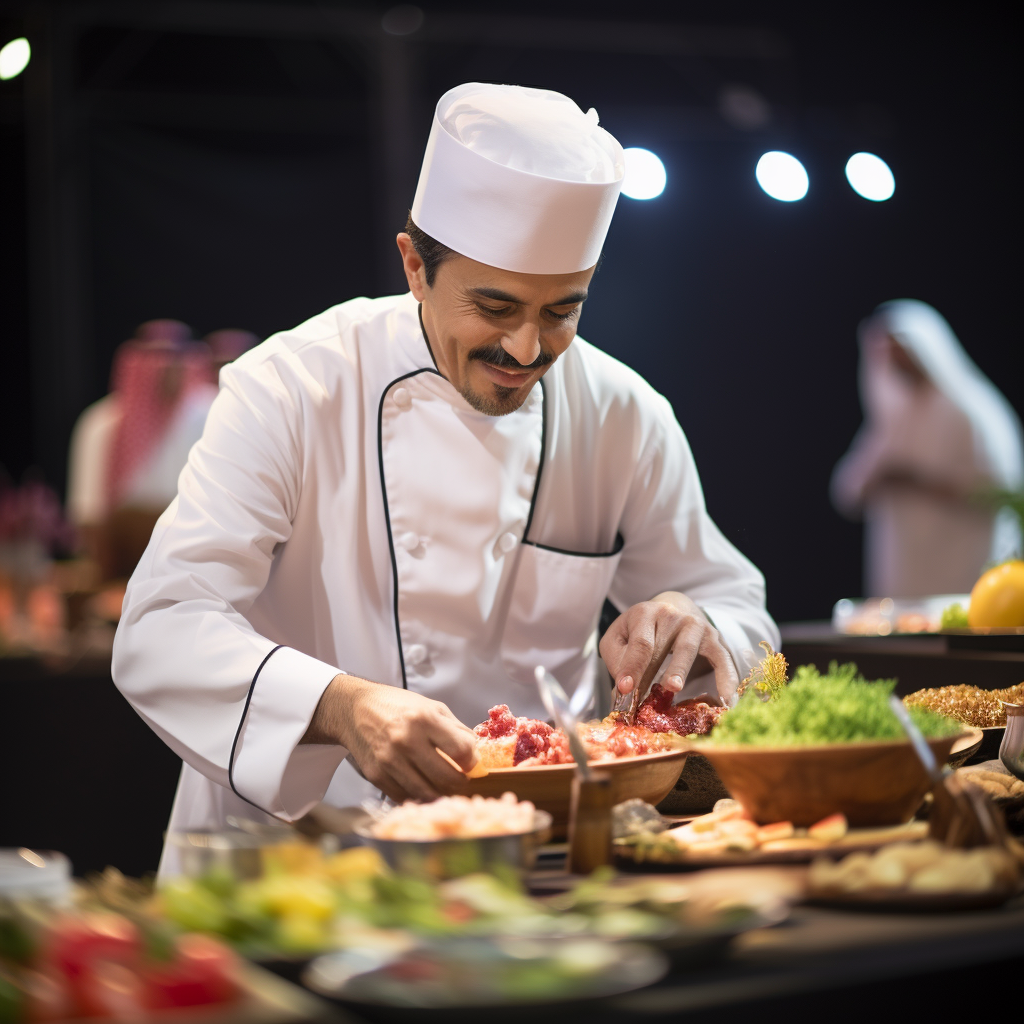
112, 83, 778, 875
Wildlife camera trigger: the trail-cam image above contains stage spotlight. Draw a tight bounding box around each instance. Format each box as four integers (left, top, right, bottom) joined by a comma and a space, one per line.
621, 147, 667, 200
845, 152, 895, 201
0, 37, 30, 80
755, 151, 809, 202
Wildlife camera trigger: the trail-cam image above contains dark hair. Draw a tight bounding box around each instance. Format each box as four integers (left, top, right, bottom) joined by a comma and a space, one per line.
404, 213, 456, 287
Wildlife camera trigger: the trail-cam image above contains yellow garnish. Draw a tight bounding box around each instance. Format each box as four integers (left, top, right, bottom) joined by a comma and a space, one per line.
738, 641, 789, 701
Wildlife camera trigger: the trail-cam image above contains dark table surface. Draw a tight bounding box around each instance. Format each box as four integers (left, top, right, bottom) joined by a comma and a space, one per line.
307, 878, 1024, 1023
781, 621, 1024, 694
603, 892, 1024, 1021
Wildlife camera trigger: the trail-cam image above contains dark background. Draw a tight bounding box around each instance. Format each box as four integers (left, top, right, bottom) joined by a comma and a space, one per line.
0, 1, 1020, 624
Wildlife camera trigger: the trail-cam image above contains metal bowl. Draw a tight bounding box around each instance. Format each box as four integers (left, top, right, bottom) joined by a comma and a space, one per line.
354, 810, 553, 882
165, 829, 281, 881
447, 751, 689, 840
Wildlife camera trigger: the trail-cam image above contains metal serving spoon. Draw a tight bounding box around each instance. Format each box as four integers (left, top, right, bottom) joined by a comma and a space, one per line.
535, 665, 591, 779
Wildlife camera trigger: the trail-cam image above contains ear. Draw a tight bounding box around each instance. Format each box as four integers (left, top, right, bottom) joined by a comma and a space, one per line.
396, 233, 428, 301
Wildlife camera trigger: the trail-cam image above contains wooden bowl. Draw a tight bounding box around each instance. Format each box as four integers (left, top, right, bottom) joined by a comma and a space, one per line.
656, 751, 730, 815
696, 730, 980, 827
447, 751, 689, 839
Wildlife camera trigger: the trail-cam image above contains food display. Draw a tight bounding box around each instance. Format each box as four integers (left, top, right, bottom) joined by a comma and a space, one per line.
832, 596, 966, 635
370, 794, 538, 841
904, 682, 1024, 729
615, 799, 865, 864
940, 602, 970, 629
808, 840, 1023, 900
473, 683, 717, 768
832, 559, 1024, 635
303, 868, 786, 1008
690, 654, 971, 826
156, 844, 388, 957
0, 897, 241, 1021
307, 936, 667, 1008
147, 839, 772, 959
708, 661, 960, 747
958, 766, 1024, 803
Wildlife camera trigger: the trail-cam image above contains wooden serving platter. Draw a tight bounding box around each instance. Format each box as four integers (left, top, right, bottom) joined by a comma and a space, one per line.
614, 821, 929, 871
804, 884, 1021, 913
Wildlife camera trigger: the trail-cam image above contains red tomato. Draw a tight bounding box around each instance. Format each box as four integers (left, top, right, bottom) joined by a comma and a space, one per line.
45, 913, 141, 980
73, 961, 147, 1020
143, 934, 239, 1010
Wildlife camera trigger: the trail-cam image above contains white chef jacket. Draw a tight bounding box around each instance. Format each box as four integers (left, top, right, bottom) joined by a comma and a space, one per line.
112, 292, 778, 875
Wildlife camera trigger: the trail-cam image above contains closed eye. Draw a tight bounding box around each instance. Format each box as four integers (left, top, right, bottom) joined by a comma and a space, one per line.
546, 307, 581, 322
477, 303, 515, 318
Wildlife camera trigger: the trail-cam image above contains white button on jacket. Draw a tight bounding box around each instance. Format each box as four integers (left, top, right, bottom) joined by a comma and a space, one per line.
498, 532, 518, 553
405, 644, 429, 667
112, 292, 779, 876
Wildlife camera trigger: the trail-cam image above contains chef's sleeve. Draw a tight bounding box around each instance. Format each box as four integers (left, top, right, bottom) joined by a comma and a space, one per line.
608, 393, 780, 681
111, 361, 347, 820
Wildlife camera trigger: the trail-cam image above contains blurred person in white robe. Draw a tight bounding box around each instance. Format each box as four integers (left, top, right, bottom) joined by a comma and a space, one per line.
831, 300, 1024, 598
66, 321, 217, 579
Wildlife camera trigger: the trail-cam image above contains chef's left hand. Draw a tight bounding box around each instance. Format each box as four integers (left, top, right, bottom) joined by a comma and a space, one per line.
599, 591, 739, 706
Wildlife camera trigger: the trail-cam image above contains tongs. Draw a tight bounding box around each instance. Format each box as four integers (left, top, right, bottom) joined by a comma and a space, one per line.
537, 666, 615, 872
535, 665, 591, 777
888, 695, 1005, 848
610, 670, 652, 726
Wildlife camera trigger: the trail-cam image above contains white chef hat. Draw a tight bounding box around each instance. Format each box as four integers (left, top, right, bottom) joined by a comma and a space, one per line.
410, 83, 625, 275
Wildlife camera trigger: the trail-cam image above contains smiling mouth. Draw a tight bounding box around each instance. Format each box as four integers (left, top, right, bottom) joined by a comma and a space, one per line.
479, 362, 534, 388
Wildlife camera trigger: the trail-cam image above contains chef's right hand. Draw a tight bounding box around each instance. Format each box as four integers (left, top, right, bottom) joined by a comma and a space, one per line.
303, 674, 480, 802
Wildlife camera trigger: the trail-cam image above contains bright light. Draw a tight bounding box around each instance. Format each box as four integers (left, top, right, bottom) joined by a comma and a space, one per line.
0, 37, 30, 81
845, 152, 895, 201
755, 151, 809, 202
621, 147, 667, 200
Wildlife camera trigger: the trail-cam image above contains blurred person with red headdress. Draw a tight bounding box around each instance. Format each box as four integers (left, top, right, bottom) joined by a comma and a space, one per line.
66, 320, 218, 580
204, 328, 259, 373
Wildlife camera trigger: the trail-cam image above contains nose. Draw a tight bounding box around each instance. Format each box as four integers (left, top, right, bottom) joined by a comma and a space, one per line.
501, 322, 542, 367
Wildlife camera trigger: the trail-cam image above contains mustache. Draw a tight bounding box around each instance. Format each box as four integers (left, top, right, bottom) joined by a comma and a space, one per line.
468, 344, 553, 371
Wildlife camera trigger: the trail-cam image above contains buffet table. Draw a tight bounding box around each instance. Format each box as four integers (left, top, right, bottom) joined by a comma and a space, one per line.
4, 628, 1024, 1022
290, 870, 1024, 1022
603, 894, 1024, 1020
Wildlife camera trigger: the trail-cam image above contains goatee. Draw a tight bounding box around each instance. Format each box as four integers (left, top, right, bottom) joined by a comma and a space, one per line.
460, 382, 528, 417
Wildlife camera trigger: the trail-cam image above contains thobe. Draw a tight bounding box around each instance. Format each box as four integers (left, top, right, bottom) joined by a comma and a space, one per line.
831, 300, 1024, 598
67, 388, 217, 527
112, 292, 778, 875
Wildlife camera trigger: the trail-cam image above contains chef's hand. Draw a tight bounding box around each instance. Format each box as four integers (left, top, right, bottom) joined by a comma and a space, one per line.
303, 674, 480, 802
599, 592, 739, 707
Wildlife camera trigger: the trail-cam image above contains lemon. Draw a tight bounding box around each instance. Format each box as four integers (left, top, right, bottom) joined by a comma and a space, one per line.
967, 561, 1024, 628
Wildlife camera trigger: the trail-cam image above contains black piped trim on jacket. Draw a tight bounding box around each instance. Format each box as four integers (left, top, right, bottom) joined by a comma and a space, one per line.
380, 312, 551, 688
522, 530, 625, 559
377, 368, 442, 689
228, 643, 285, 815
521, 377, 547, 544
